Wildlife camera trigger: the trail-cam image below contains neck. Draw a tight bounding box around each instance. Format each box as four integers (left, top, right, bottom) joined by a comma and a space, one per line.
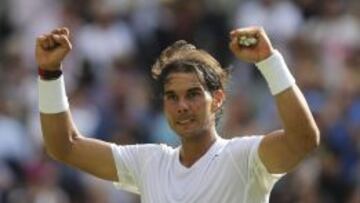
179, 127, 218, 168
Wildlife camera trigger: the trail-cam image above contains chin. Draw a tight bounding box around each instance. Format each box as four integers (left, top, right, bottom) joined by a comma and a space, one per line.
175, 127, 204, 140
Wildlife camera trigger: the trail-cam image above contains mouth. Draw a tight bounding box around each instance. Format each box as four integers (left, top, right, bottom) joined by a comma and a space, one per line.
176, 118, 195, 126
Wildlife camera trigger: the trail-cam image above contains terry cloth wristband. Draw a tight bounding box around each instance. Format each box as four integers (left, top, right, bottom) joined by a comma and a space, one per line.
256, 50, 295, 95
38, 75, 69, 113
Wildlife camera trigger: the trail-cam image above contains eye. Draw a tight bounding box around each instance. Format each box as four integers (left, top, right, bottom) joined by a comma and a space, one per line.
187, 91, 200, 99
165, 94, 177, 101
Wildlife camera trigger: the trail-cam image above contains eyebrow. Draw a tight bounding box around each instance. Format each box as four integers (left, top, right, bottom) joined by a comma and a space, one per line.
187, 87, 202, 93
164, 90, 175, 96
164, 87, 203, 96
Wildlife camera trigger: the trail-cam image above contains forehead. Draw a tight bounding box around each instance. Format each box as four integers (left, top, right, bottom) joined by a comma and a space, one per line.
164, 72, 205, 92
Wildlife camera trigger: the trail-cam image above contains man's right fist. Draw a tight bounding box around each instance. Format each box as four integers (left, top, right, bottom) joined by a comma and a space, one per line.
36, 27, 72, 70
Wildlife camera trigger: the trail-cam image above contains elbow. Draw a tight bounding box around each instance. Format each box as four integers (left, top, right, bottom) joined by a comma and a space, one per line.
44, 145, 71, 163
301, 125, 321, 153
43, 131, 79, 163
287, 125, 320, 155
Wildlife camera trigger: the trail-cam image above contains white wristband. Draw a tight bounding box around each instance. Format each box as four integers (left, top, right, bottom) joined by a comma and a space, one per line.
38, 75, 69, 113
256, 50, 295, 95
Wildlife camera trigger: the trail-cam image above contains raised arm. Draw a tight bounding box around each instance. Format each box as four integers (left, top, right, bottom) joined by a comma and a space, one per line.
229, 27, 320, 174
36, 28, 117, 181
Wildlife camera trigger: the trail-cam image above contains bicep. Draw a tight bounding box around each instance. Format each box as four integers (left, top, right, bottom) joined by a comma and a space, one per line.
62, 137, 118, 181
258, 130, 308, 174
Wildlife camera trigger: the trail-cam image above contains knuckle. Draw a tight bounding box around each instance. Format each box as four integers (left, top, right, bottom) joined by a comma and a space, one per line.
38, 35, 46, 40
60, 36, 67, 42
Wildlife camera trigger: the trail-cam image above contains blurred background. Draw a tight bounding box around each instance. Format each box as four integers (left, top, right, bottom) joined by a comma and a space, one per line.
0, 0, 359, 202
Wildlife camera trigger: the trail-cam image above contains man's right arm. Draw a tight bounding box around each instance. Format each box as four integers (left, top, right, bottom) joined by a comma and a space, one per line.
41, 112, 118, 181
37, 27, 118, 181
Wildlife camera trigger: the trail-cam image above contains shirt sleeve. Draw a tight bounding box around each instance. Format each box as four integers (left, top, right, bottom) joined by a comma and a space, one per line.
229, 136, 285, 192
248, 136, 285, 191
110, 143, 164, 194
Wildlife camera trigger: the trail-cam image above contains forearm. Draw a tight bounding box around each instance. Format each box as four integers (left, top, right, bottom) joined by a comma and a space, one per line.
275, 86, 320, 152
256, 51, 320, 153
40, 111, 79, 161
38, 74, 78, 161
38, 76, 117, 180
256, 52, 320, 173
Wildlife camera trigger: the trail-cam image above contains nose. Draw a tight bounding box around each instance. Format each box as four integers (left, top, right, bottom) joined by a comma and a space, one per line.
177, 99, 189, 114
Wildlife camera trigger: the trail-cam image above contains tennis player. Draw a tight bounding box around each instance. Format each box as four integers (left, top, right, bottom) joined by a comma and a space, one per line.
36, 26, 320, 203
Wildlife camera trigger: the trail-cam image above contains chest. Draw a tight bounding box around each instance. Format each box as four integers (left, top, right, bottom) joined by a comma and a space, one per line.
139, 153, 248, 203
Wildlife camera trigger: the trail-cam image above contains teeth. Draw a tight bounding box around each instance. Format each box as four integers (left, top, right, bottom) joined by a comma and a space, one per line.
178, 119, 192, 124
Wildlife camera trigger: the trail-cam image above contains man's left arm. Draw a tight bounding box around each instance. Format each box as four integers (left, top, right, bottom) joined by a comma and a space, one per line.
229, 27, 320, 174
259, 85, 320, 174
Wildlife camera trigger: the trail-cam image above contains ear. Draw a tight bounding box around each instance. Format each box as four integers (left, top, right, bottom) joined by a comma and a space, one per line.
211, 90, 225, 113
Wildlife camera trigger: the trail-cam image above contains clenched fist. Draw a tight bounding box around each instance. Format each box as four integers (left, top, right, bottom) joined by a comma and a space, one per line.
35, 27, 72, 70
229, 27, 274, 63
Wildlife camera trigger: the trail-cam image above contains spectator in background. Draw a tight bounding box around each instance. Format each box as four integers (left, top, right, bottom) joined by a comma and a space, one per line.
301, 0, 360, 91
75, 2, 137, 86
0, 97, 32, 162
234, 0, 303, 48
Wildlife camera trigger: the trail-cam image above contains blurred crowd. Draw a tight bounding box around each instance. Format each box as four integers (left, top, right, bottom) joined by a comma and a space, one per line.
0, 0, 360, 202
